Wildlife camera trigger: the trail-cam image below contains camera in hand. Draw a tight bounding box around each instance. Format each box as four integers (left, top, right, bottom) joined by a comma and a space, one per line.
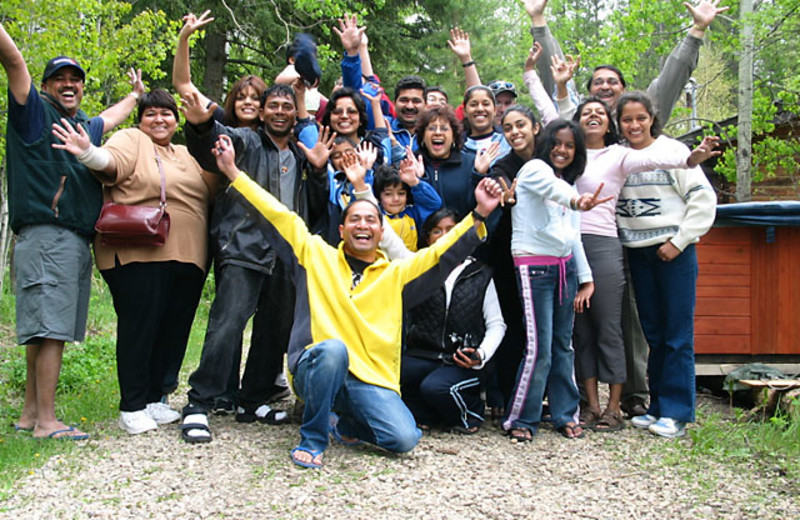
448, 332, 481, 362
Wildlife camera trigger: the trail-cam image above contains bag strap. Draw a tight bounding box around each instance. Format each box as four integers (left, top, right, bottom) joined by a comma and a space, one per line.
153, 144, 167, 208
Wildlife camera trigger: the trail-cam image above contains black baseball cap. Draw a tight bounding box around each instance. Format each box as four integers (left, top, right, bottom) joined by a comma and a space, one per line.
42, 56, 86, 83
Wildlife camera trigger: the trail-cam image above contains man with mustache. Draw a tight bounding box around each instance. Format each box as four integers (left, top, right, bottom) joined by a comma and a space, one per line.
178, 83, 331, 443
1, 22, 144, 440
389, 75, 427, 153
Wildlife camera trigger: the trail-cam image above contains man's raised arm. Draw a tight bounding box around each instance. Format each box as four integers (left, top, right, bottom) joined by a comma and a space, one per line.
0, 22, 32, 105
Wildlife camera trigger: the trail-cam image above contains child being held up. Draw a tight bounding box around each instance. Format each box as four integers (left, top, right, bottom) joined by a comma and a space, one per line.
373, 150, 442, 251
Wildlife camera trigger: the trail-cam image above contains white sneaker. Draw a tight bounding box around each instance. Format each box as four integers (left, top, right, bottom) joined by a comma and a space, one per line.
145, 402, 181, 425
119, 410, 158, 435
631, 414, 658, 429
648, 417, 687, 438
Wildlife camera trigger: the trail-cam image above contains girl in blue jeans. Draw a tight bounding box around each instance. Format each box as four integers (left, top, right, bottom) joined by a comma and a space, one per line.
495, 108, 607, 441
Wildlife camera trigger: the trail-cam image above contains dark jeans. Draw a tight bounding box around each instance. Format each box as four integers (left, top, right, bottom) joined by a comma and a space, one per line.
186, 262, 293, 411
628, 244, 698, 423
102, 261, 205, 412
401, 355, 486, 429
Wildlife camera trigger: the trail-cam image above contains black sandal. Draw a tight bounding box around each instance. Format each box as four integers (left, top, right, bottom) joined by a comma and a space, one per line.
507, 427, 533, 442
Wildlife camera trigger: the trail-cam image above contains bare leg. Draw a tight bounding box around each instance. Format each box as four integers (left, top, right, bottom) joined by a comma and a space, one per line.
30, 339, 87, 439
606, 383, 623, 415
17, 345, 40, 430
584, 377, 601, 416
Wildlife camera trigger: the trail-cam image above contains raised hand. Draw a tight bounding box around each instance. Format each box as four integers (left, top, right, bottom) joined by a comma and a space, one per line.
128, 68, 145, 99
474, 141, 501, 175
341, 152, 367, 191
574, 182, 614, 211
398, 147, 424, 179
687, 135, 721, 167
298, 126, 337, 170
51, 118, 91, 156
525, 42, 544, 72
333, 14, 366, 54
551, 54, 579, 86
179, 10, 214, 40
447, 28, 473, 63
212, 134, 239, 181
685, 0, 729, 31
356, 141, 378, 171
524, 0, 548, 18
179, 90, 217, 125
496, 177, 518, 207
474, 177, 504, 218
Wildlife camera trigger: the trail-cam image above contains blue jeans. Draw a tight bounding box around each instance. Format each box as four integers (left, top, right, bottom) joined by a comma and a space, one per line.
504, 257, 580, 432
628, 244, 697, 423
293, 340, 421, 454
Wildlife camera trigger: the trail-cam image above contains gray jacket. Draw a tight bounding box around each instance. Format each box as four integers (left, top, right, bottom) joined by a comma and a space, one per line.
531, 25, 702, 123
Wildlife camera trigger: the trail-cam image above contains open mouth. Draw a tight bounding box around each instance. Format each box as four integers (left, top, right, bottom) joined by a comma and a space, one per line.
353, 233, 372, 243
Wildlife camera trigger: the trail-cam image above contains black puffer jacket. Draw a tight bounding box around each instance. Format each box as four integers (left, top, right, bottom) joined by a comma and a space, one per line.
405, 259, 492, 361
186, 120, 327, 273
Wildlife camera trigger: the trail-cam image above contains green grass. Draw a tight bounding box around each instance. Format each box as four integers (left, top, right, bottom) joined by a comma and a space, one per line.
0, 268, 213, 497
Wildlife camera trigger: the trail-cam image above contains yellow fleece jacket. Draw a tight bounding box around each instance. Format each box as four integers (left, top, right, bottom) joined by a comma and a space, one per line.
232, 173, 485, 394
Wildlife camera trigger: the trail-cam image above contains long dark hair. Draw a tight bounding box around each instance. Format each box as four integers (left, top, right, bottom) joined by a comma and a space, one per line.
536, 119, 587, 185
616, 91, 662, 141
501, 104, 540, 158
461, 85, 496, 137
222, 75, 267, 128
321, 87, 368, 138
572, 96, 619, 146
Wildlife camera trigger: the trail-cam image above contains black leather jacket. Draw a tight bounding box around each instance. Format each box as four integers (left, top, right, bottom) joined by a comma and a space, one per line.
186, 120, 327, 273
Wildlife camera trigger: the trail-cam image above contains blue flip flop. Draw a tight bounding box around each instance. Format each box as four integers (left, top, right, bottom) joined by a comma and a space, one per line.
13, 423, 33, 433
42, 426, 90, 441
291, 447, 323, 469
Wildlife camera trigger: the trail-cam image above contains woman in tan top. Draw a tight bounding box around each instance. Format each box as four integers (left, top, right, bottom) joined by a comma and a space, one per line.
52, 89, 216, 435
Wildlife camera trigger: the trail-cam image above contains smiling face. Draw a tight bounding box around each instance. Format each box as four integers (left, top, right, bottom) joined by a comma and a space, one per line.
139, 106, 178, 146
618, 101, 655, 150
426, 216, 457, 246
330, 97, 360, 139
233, 85, 261, 125
339, 200, 383, 262
422, 117, 455, 159
578, 101, 611, 148
260, 94, 296, 138
502, 110, 538, 160
589, 68, 625, 109
464, 89, 496, 135
549, 127, 576, 173
41, 67, 84, 116
395, 88, 425, 130
379, 183, 408, 216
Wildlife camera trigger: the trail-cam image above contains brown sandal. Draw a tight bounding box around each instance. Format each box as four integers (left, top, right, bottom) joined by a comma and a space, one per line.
591, 409, 625, 432
579, 408, 601, 428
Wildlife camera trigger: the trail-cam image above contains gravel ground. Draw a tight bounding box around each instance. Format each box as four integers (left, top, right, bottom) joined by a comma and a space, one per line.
2, 393, 798, 520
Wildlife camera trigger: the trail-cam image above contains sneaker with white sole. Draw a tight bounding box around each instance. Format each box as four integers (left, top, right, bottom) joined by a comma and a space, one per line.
648, 417, 686, 438
145, 402, 181, 425
631, 414, 658, 429
119, 410, 158, 435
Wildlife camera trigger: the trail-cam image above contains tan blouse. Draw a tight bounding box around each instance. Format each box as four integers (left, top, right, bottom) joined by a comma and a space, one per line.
93, 128, 216, 271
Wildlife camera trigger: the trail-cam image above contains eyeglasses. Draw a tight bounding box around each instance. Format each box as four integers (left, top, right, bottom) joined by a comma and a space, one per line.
426, 125, 452, 133
332, 107, 359, 116
591, 77, 621, 87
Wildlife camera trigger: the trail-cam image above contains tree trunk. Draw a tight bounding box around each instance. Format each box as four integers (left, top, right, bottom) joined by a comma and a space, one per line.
736, 0, 754, 202
203, 30, 228, 104
0, 161, 11, 295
